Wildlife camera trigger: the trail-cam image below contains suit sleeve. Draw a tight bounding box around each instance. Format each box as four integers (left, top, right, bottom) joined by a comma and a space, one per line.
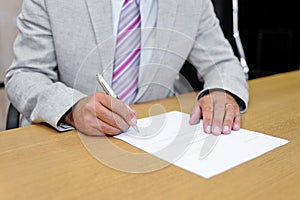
4, 0, 86, 130
187, 0, 249, 112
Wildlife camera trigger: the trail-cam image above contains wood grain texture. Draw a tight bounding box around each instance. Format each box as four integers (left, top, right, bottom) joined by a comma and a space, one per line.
0, 71, 299, 200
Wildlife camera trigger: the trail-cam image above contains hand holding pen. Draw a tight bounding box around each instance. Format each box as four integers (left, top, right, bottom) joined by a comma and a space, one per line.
96, 73, 140, 133
60, 76, 139, 136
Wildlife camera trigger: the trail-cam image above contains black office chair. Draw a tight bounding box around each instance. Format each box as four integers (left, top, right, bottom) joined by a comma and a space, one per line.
6, 103, 20, 130
0, 81, 4, 88
0, 81, 20, 130
180, 0, 249, 90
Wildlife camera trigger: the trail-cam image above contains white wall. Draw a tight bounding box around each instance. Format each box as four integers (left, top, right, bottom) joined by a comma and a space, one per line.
0, 0, 22, 131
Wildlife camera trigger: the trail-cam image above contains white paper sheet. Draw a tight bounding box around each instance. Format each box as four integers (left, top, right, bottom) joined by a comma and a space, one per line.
114, 111, 289, 178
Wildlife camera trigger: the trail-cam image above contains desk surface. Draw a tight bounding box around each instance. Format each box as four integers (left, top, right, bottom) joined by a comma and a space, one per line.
1, 71, 300, 200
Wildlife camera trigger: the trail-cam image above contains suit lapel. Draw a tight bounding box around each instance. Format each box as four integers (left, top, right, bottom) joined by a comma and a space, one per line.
85, 0, 115, 85
152, 0, 179, 64
135, 0, 179, 102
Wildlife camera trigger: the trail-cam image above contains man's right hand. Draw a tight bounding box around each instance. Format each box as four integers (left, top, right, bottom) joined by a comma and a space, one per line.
63, 92, 137, 136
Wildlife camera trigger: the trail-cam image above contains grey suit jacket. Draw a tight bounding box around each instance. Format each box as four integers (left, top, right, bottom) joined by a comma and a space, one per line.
5, 0, 249, 130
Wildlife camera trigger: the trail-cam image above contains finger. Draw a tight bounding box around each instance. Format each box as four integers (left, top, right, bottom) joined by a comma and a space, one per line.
222, 104, 235, 134
126, 105, 138, 125
200, 97, 213, 133
95, 103, 131, 131
96, 93, 136, 126
126, 105, 137, 117
211, 101, 225, 135
233, 109, 241, 131
94, 118, 123, 136
75, 117, 121, 136
80, 129, 105, 137
80, 126, 107, 137
189, 101, 201, 125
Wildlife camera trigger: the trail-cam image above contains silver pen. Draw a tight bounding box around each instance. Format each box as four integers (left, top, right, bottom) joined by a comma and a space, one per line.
96, 73, 140, 133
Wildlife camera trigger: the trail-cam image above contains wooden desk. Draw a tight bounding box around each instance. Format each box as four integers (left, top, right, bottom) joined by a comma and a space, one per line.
1, 71, 300, 200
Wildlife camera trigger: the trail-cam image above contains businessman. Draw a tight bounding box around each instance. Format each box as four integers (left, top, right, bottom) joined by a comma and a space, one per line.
5, 0, 249, 136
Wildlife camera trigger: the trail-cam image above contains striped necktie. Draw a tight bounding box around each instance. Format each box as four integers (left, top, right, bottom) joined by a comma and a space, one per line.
112, 0, 141, 104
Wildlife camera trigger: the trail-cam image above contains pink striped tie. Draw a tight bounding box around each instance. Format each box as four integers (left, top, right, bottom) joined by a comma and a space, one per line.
112, 0, 141, 104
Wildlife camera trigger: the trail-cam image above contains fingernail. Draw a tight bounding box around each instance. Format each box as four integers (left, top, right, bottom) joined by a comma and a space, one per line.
233, 123, 240, 130
223, 126, 230, 134
212, 126, 222, 135
205, 125, 211, 133
189, 115, 196, 125
131, 117, 137, 125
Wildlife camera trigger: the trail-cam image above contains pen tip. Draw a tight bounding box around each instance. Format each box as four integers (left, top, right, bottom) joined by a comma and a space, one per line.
134, 126, 140, 133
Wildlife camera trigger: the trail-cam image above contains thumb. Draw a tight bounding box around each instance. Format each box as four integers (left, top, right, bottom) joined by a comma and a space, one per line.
189, 101, 202, 125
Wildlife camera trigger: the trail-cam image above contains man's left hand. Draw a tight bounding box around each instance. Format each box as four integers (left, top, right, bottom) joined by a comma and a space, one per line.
189, 90, 241, 135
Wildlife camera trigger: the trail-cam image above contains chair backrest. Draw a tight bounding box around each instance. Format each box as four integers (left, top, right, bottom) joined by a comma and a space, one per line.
0, 82, 20, 130
6, 103, 20, 130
